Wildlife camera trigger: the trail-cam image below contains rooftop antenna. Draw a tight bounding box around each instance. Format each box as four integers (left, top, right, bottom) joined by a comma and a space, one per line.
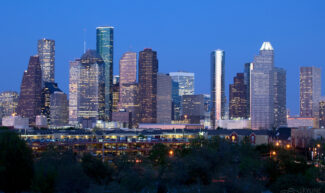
83, 28, 87, 53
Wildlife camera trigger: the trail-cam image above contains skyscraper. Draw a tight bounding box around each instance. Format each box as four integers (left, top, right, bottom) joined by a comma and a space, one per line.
273, 67, 287, 127
69, 59, 80, 126
319, 98, 325, 128
250, 42, 274, 130
96, 26, 114, 121
211, 49, 226, 129
38, 39, 55, 83
171, 80, 181, 120
229, 73, 248, 119
119, 52, 137, 85
138, 48, 158, 123
244, 63, 252, 117
300, 67, 321, 118
157, 73, 172, 123
41, 82, 62, 125
17, 56, 42, 124
50, 91, 68, 127
169, 72, 194, 96
78, 50, 105, 128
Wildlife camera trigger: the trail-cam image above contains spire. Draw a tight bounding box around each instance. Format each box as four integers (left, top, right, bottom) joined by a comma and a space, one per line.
260, 42, 273, 51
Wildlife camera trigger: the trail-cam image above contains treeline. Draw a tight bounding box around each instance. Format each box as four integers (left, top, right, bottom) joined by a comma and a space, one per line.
0, 129, 324, 193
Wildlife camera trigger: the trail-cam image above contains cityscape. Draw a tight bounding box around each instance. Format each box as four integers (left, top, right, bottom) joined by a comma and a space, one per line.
0, 1, 324, 193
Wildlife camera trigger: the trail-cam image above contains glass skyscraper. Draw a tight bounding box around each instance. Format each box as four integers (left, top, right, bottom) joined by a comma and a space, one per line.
50, 91, 68, 127
78, 50, 105, 128
38, 39, 55, 83
157, 73, 172, 123
250, 42, 274, 130
69, 59, 80, 126
169, 72, 194, 96
96, 26, 114, 121
211, 50, 226, 129
300, 66, 321, 118
273, 67, 287, 127
229, 73, 248, 119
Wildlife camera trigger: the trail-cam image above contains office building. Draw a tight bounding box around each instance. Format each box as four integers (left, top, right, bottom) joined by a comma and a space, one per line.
138, 48, 158, 123
50, 91, 68, 127
78, 50, 105, 128
211, 49, 226, 129
229, 73, 248, 119
244, 63, 252, 117
300, 67, 321, 118
119, 83, 139, 126
69, 59, 80, 126
319, 98, 325, 129
119, 52, 137, 85
182, 94, 205, 124
41, 82, 62, 125
0, 91, 19, 117
157, 73, 172, 123
17, 56, 42, 124
112, 83, 119, 112
38, 39, 55, 83
169, 72, 194, 96
273, 67, 287, 127
96, 26, 114, 121
171, 80, 181, 120
250, 42, 274, 130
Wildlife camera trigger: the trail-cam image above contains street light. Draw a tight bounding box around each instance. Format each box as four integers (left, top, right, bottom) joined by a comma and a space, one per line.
169, 150, 174, 157
286, 144, 291, 149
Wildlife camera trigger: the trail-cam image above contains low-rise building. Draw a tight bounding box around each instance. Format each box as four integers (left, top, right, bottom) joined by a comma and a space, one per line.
2, 115, 29, 129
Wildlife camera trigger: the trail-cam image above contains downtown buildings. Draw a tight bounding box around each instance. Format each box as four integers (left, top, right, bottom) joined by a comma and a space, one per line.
38, 39, 55, 84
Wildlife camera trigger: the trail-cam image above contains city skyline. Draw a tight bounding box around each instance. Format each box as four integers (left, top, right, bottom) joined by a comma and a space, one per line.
1, 1, 325, 115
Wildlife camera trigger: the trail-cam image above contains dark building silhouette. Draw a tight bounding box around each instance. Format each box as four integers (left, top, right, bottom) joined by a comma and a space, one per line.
138, 48, 158, 123
17, 56, 42, 124
41, 82, 62, 125
229, 73, 248, 119
319, 99, 325, 129
244, 63, 251, 117
273, 67, 287, 127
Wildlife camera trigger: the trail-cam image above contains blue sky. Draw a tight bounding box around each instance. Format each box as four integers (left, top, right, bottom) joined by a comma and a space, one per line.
0, 0, 324, 115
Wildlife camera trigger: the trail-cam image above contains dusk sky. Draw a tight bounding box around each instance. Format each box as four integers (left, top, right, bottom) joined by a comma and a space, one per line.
0, 0, 324, 115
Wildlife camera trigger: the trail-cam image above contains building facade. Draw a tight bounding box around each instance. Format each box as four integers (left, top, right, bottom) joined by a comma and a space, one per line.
138, 48, 158, 123
229, 73, 248, 119
69, 59, 80, 126
157, 73, 172, 123
0, 91, 19, 117
169, 72, 195, 96
50, 91, 69, 127
211, 50, 226, 129
273, 67, 287, 127
17, 56, 42, 124
300, 67, 321, 118
78, 50, 105, 128
182, 94, 205, 124
250, 42, 274, 130
41, 82, 62, 125
96, 26, 114, 121
38, 39, 55, 83
319, 98, 325, 129
244, 63, 252, 117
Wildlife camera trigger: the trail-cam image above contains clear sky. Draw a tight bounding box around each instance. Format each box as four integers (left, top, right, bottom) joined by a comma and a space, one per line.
0, 0, 324, 115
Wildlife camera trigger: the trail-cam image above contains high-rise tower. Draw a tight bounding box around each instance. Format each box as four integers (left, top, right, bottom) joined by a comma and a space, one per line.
211, 50, 226, 129
69, 59, 80, 126
138, 48, 158, 123
38, 39, 55, 83
17, 56, 42, 124
250, 42, 274, 130
300, 67, 321, 118
273, 67, 287, 127
96, 26, 114, 121
229, 73, 248, 119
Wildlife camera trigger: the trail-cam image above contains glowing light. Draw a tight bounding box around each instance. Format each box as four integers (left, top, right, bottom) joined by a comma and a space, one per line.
286, 144, 291, 149
271, 151, 277, 156
169, 150, 174, 156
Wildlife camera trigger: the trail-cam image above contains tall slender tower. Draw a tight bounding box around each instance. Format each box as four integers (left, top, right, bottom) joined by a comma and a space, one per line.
211, 50, 225, 129
229, 73, 248, 119
250, 42, 274, 130
17, 56, 42, 124
273, 67, 287, 127
300, 66, 321, 118
38, 39, 55, 83
138, 48, 158, 123
69, 59, 80, 126
96, 26, 114, 121
157, 73, 172, 123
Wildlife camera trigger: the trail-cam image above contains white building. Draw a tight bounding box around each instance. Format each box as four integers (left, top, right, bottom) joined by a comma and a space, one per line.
2, 115, 29, 129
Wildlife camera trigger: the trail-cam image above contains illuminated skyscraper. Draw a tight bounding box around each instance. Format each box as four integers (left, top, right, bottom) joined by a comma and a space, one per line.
138, 48, 158, 123
50, 91, 68, 127
182, 94, 205, 124
229, 73, 248, 119
250, 42, 274, 130
300, 67, 321, 118
319, 98, 325, 128
119, 52, 137, 85
78, 50, 105, 128
273, 67, 287, 127
96, 26, 114, 121
211, 49, 226, 129
17, 56, 42, 124
38, 39, 55, 83
69, 59, 80, 126
169, 72, 194, 96
157, 73, 172, 123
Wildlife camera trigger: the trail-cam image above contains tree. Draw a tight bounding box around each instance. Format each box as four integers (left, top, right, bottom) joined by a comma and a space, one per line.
0, 130, 34, 193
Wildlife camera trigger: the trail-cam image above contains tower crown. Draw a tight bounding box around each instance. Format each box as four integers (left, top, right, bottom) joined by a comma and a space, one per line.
260, 42, 273, 51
